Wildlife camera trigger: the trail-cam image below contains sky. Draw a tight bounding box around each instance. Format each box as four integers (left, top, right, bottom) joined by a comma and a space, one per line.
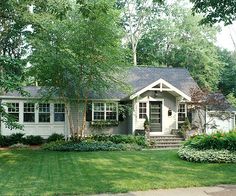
217, 22, 236, 51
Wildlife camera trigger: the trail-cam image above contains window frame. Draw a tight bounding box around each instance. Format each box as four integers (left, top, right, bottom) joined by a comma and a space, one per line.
178, 103, 187, 123
38, 103, 51, 123
92, 102, 118, 121
54, 103, 65, 122
23, 103, 35, 123
138, 102, 147, 119
7, 102, 20, 122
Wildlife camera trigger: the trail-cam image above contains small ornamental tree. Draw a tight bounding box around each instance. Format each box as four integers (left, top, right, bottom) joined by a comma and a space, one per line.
189, 87, 231, 133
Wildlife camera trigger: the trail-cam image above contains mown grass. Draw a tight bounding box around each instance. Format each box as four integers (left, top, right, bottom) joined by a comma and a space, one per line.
0, 149, 235, 195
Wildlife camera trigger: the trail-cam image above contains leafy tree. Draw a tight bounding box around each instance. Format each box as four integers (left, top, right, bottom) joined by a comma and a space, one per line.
0, 0, 29, 129
137, 2, 223, 91
118, 0, 166, 66
29, 0, 129, 137
218, 49, 236, 96
190, 0, 236, 25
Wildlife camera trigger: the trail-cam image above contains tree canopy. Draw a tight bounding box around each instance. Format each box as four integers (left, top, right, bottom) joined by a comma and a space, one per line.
190, 0, 236, 25
136, 2, 223, 91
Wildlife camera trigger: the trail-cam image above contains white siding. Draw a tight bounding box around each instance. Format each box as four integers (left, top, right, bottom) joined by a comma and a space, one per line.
1, 99, 66, 138
133, 91, 178, 135
206, 112, 235, 134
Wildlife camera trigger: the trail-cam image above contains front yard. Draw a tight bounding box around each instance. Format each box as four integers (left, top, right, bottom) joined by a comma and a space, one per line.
0, 149, 235, 195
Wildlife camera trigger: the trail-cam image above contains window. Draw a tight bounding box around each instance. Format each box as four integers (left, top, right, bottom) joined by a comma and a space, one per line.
139, 102, 147, 119
178, 104, 186, 122
24, 103, 35, 122
7, 103, 19, 121
54, 103, 65, 122
93, 102, 105, 120
93, 102, 118, 121
106, 103, 117, 120
39, 103, 50, 122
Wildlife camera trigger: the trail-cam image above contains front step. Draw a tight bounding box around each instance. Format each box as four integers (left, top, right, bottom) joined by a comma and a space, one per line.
149, 135, 184, 149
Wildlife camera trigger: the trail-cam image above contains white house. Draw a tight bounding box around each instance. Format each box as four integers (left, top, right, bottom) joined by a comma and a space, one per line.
0, 67, 235, 138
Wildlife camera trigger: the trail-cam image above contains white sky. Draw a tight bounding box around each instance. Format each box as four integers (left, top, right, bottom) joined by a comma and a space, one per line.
216, 21, 236, 51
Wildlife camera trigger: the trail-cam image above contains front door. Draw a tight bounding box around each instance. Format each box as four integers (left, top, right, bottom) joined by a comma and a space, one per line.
149, 101, 162, 132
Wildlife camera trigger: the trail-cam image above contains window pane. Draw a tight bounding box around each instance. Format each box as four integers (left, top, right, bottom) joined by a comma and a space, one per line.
24, 113, 35, 122
139, 102, 147, 119
54, 113, 65, 122
94, 112, 104, 120
54, 104, 65, 122
39, 103, 50, 112
106, 112, 117, 120
8, 103, 19, 121
39, 113, 50, 122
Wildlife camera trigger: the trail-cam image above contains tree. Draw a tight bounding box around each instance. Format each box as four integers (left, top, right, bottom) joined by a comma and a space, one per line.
137, 2, 223, 91
0, 0, 29, 129
118, 0, 165, 66
29, 0, 129, 137
218, 49, 236, 96
190, 0, 236, 25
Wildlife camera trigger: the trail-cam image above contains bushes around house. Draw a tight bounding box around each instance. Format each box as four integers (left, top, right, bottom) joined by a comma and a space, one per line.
178, 131, 236, 163
184, 131, 236, 151
47, 133, 64, 142
0, 133, 44, 147
43, 134, 146, 152
42, 140, 142, 152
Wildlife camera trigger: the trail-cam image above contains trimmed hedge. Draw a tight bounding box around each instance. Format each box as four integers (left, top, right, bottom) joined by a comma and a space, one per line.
184, 131, 236, 151
0, 134, 44, 147
42, 140, 142, 152
88, 134, 147, 146
178, 146, 236, 163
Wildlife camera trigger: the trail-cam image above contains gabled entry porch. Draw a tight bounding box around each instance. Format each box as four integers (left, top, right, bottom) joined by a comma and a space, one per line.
130, 78, 191, 136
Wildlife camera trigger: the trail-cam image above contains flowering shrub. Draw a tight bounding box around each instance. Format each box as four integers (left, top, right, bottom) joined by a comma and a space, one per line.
178, 146, 236, 163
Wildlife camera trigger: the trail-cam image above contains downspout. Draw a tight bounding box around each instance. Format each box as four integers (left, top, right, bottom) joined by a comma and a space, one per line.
205, 105, 207, 133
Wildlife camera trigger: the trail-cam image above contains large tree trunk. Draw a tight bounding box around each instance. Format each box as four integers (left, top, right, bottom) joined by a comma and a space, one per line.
79, 95, 88, 137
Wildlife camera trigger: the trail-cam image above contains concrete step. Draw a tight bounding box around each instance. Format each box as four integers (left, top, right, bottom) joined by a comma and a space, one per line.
149, 135, 184, 149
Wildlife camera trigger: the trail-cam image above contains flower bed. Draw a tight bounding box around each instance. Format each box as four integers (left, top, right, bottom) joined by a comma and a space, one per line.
178, 146, 236, 163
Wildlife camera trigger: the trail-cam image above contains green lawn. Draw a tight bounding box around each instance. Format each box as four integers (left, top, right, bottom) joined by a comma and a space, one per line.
0, 149, 235, 195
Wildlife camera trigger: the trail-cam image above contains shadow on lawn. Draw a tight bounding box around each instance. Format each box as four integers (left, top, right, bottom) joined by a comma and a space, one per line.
0, 150, 235, 195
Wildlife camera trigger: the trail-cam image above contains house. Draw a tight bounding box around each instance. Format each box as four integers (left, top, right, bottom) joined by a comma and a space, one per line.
0, 67, 235, 138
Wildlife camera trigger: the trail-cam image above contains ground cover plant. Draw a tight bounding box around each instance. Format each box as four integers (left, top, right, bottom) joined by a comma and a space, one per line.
178, 131, 236, 163
0, 149, 235, 195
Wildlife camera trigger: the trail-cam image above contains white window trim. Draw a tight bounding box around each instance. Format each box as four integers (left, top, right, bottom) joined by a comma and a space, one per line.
178, 103, 187, 123
23, 102, 36, 123
92, 102, 118, 121
54, 103, 65, 123
7, 102, 20, 122
138, 102, 148, 119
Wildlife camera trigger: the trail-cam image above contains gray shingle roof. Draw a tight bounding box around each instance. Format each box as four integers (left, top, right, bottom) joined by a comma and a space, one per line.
1, 67, 198, 100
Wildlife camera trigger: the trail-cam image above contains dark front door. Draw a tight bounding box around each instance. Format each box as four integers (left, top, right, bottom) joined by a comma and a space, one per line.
149, 101, 162, 132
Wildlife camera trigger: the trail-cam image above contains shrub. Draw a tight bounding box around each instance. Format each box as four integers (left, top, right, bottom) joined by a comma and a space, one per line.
89, 134, 146, 146
184, 131, 236, 151
42, 140, 142, 152
0, 134, 44, 146
47, 133, 64, 143
178, 146, 236, 163
9, 143, 29, 150
24, 135, 44, 145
